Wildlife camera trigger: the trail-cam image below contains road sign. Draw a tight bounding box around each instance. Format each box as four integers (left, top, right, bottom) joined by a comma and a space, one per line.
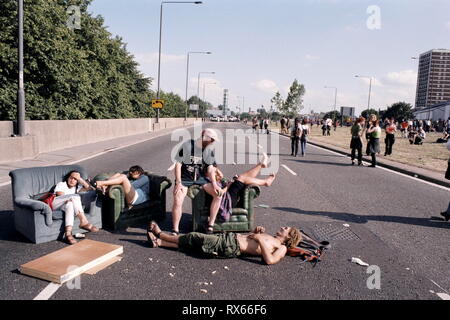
189, 104, 199, 111
152, 99, 164, 109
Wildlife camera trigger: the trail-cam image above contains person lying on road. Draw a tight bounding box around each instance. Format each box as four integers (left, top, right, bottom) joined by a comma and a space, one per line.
146, 221, 302, 265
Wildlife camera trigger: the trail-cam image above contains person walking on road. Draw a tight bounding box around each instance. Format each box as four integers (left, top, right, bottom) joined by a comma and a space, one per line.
350, 117, 365, 166
264, 118, 270, 134
290, 118, 302, 157
363, 114, 378, 156
384, 117, 397, 156
441, 139, 450, 221
367, 119, 382, 168
146, 222, 302, 265
280, 117, 287, 135
300, 119, 310, 157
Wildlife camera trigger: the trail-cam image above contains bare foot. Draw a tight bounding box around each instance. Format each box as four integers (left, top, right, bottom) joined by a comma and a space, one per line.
148, 221, 162, 237
260, 152, 270, 168
265, 173, 276, 186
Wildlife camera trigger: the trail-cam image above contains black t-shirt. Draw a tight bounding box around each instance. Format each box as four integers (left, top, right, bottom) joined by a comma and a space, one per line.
176, 140, 216, 182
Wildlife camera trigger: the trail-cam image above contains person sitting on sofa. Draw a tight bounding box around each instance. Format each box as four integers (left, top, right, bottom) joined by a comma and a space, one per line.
92, 165, 150, 209
146, 221, 302, 265
201, 153, 276, 234
52, 171, 99, 245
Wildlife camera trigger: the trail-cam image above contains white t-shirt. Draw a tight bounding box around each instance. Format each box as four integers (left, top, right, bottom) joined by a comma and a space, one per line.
54, 181, 83, 195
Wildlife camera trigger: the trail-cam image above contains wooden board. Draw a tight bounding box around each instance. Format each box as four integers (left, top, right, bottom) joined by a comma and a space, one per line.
84, 256, 122, 275
20, 239, 123, 284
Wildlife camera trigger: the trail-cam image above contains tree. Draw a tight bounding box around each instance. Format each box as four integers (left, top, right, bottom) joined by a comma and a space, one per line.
382, 102, 414, 121
361, 109, 380, 119
0, 0, 153, 120
284, 79, 305, 116
323, 111, 341, 121
270, 91, 284, 114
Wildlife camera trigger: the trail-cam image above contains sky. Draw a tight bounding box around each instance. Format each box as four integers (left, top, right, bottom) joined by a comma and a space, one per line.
87, 0, 450, 115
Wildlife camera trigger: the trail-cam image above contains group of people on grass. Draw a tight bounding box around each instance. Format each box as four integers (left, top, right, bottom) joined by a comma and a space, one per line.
51, 129, 301, 265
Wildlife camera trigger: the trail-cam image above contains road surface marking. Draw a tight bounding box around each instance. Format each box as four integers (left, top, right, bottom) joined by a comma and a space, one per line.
33, 282, 62, 300
437, 293, 450, 300
278, 134, 449, 192
282, 165, 297, 176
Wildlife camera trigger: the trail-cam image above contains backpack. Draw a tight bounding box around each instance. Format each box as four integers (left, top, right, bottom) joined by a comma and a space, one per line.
286, 230, 330, 266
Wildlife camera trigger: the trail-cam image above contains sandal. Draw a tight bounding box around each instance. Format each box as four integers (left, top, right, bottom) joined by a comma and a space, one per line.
80, 223, 99, 232
64, 233, 77, 245
147, 232, 159, 248
147, 221, 162, 239
171, 230, 179, 236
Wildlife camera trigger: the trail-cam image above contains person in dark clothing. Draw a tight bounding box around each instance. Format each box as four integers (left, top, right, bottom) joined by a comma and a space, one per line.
171, 129, 218, 235
290, 118, 301, 157
350, 117, 365, 166
384, 117, 397, 156
367, 120, 381, 167
363, 114, 378, 156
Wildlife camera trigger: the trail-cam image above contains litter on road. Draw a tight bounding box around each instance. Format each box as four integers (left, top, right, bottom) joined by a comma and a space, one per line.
351, 257, 370, 267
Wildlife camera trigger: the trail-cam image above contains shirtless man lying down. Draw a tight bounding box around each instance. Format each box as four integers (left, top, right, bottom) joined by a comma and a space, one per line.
146, 222, 302, 265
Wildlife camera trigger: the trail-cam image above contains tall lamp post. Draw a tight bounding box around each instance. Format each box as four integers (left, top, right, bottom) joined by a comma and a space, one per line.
185, 51, 211, 120
17, 0, 25, 136
324, 86, 338, 122
237, 96, 245, 113
202, 82, 216, 120
157, 1, 202, 124
197, 71, 215, 119
355, 75, 373, 115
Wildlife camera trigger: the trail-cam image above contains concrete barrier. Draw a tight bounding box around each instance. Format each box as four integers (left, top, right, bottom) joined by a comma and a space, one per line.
0, 118, 196, 163
0, 121, 13, 137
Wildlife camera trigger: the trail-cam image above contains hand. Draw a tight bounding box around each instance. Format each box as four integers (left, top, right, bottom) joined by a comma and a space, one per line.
174, 183, 183, 196
254, 226, 265, 234
72, 172, 82, 181
213, 184, 222, 197
248, 233, 262, 241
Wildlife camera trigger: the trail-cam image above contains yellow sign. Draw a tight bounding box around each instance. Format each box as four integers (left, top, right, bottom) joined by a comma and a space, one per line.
151, 99, 164, 109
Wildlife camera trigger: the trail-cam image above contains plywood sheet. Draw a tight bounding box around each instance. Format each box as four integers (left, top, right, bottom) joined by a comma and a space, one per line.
84, 256, 122, 275
20, 239, 123, 284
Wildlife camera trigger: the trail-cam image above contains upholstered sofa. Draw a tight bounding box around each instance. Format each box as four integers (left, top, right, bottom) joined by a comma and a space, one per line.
9, 165, 102, 244
187, 183, 260, 233
94, 172, 172, 231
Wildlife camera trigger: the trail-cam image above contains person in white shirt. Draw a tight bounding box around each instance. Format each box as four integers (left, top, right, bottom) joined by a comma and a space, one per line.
300, 118, 310, 156
52, 171, 99, 244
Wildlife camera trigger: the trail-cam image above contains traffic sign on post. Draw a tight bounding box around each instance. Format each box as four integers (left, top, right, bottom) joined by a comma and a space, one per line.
152, 99, 164, 109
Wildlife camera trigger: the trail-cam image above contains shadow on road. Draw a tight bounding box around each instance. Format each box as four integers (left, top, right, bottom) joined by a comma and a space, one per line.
0, 210, 29, 243
286, 159, 351, 167
273, 207, 450, 230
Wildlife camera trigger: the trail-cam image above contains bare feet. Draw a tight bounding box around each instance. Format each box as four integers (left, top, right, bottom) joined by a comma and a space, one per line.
265, 173, 276, 187
148, 221, 162, 237
260, 152, 270, 168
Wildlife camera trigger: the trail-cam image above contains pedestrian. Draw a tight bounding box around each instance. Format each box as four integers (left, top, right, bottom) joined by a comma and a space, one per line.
326, 118, 332, 136
280, 117, 287, 135
400, 120, 409, 138
350, 117, 365, 166
384, 117, 397, 156
363, 114, 378, 156
440, 139, 450, 221
146, 222, 302, 265
290, 118, 301, 157
264, 118, 270, 134
367, 119, 381, 168
252, 117, 258, 133
321, 120, 327, 136
259, 118, 264, 134
300, 118, 310, 157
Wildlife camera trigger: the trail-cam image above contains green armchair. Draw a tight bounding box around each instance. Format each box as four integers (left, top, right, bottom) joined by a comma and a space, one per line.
187, 183, 260, 233
95, 172, 172, 231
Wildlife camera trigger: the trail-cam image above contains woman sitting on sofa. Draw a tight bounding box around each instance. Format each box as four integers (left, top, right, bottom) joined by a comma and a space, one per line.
92, 165, 150, 209
52, 171, 99, 245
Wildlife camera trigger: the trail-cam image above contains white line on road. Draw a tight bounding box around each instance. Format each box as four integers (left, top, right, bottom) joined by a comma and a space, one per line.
33, 282, 62, 300
278, 133, 450, 192
281, 164, 297, 176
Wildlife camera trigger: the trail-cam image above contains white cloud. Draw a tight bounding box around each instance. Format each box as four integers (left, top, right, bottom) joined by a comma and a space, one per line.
305, 54, 320, 61
383, 70, 417, 86
446, 21, 450, 29
251, 79, 280, 94
357, 77, 383, 87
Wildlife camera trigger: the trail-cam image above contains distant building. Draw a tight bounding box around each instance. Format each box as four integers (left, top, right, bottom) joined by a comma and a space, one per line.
415, 49, 450, 109
413, 100, 450, 121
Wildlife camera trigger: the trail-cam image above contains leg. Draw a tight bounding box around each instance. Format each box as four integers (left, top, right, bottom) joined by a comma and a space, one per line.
96, 174, 136, 205
357, 146, 363, 165
291, 138, 295, 155
351, 147, 356, 163
371, 153, 377, 167
171, 184, 187, 233
202, 183, 223, 231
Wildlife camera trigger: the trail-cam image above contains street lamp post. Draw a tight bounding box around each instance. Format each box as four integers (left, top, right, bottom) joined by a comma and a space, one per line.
237, 96, 245, 113
324, 86, 338, 122
185, 51, 211, 120
202, 82, 216, 120
157, 1, 202, 124
17, 0, 25, 136
355, 75, 373, 112
197, 71, 215, 119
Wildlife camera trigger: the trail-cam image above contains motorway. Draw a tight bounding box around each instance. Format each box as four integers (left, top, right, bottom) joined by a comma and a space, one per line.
0, 122, 449, 300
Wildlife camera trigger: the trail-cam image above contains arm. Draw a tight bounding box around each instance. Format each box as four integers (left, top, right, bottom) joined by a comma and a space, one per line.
249, 233, 287, 265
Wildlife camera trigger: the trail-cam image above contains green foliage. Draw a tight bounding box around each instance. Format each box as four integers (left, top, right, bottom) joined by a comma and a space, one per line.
323, 110, 341, 120
270, 79, 305, 117
0, 0, 159, 120
361, 108, 379, 119
270, 91, 284, 113
382, 102, 414, 121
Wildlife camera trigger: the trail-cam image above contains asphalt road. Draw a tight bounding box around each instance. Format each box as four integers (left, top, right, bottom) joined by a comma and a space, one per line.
0, 122, 449, 300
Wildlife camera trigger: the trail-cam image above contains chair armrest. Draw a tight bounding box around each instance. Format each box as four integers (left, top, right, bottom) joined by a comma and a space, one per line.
14, 197, 53, 226
187, 184, 202, 199
106, 185, 126, 211
145, 172, 172, 200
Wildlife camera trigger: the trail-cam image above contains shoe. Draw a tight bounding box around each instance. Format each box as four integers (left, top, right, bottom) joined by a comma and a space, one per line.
441, 212, 450, 222
358, 162, 363, 166
369, 165, 376, 168
351, 161, 355, 166
206, 225, 214, 234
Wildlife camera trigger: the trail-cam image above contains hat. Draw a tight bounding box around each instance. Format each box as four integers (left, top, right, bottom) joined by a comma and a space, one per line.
202, 128, 219, 142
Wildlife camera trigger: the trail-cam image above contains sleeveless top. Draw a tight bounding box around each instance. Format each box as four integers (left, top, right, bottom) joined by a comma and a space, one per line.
371, 127, 381, 139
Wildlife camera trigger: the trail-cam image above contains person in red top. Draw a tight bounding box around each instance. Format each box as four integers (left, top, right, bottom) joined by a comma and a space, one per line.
384, 117, 397, 156
400, 120, 409, 138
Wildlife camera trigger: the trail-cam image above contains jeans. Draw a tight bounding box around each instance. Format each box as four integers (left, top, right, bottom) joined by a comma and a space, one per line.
291, 137, 299, 156
300, 138, 307, 155
351, 146, 363, 164
385, 133, 395, 155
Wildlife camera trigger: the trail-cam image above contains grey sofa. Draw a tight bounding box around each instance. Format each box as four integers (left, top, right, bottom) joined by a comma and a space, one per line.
9, 165, 102, 244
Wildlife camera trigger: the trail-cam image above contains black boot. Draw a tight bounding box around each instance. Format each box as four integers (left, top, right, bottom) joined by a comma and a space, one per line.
441, 212, 450, 221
